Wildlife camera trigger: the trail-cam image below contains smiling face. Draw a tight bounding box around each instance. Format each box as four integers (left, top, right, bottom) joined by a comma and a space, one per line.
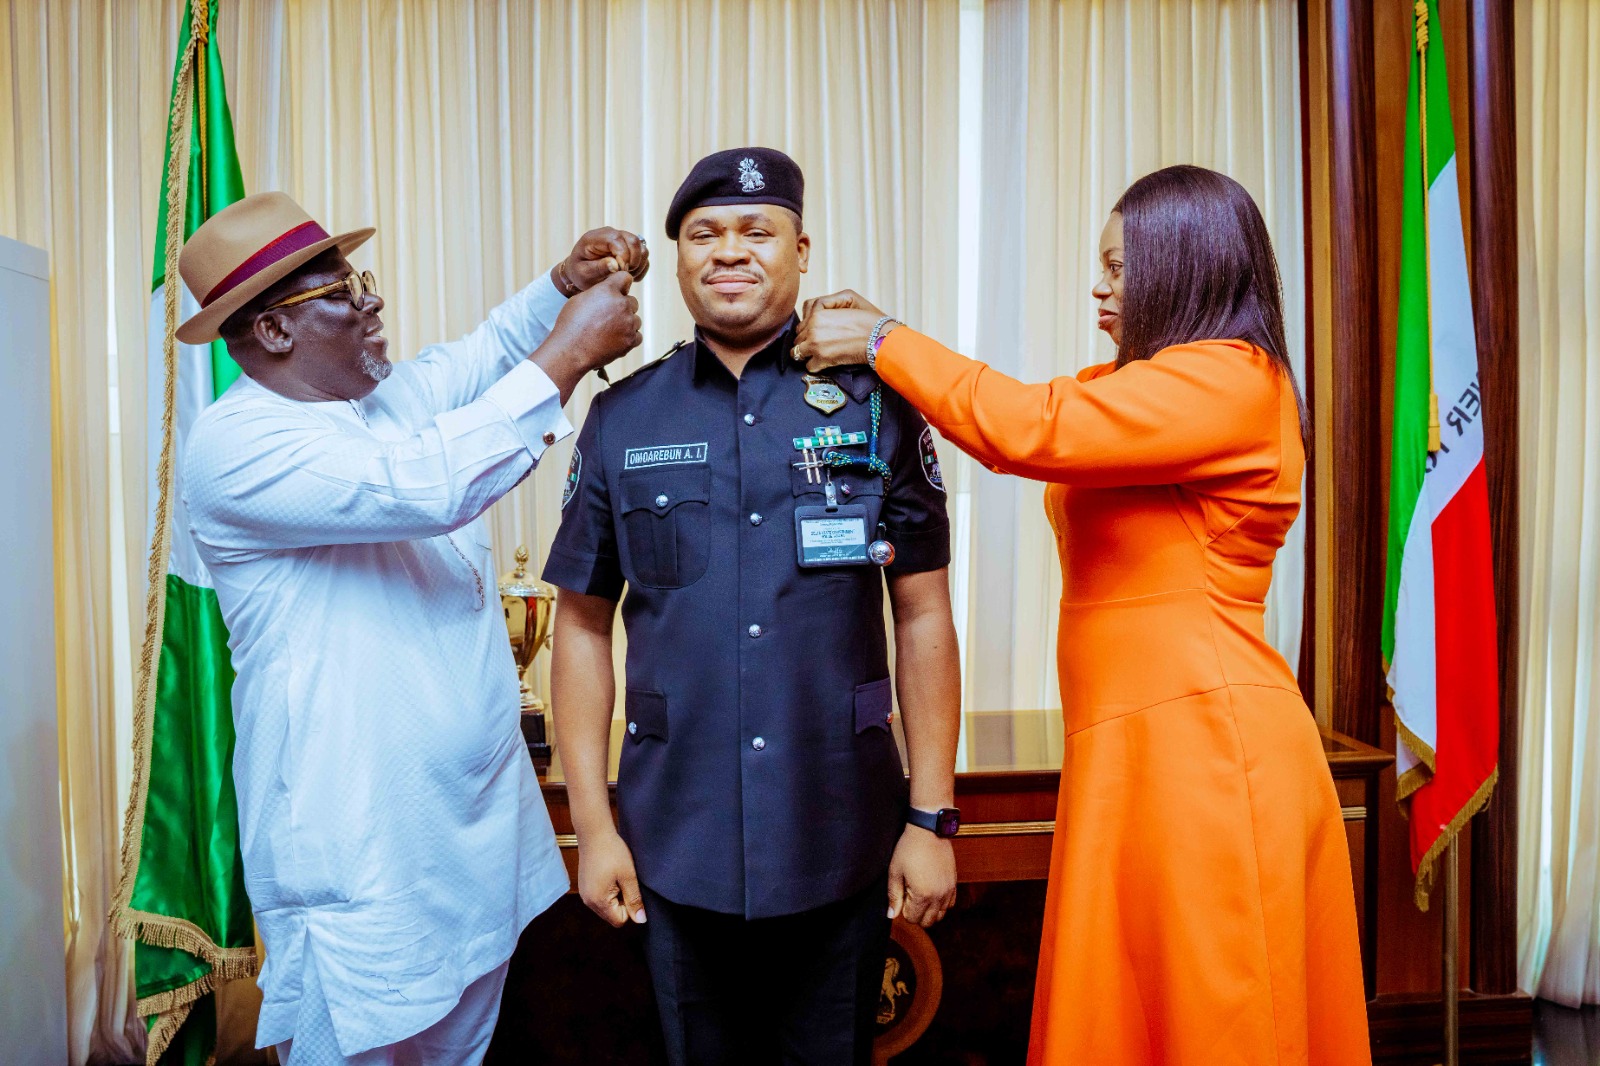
1092, 211, 1125, 347
223, 248, 390, 401
676, 204, 810, 348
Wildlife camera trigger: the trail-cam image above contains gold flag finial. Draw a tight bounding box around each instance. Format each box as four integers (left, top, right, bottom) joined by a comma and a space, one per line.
1415, 0, 1441, 454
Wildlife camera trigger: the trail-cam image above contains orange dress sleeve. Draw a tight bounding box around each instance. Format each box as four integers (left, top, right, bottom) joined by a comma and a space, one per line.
873, 327, 1288, 487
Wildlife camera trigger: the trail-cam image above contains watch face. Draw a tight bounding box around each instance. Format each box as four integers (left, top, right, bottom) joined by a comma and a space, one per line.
935, 809, 961, 837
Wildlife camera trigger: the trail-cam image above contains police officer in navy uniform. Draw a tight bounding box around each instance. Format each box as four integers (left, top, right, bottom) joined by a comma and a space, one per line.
544, 147, 962, 1065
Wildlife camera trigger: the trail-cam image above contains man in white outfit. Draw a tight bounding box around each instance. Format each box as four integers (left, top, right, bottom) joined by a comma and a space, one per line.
173, 192, 647, 1065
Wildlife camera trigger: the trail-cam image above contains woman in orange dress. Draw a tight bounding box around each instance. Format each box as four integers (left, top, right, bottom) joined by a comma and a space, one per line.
792, 165, 1370, 1064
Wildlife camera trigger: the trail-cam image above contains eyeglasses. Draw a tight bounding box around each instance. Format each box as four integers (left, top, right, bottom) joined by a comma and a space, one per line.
265, 270, 379, 311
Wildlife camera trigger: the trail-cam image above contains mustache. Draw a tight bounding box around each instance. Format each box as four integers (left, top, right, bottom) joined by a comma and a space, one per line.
702, 269, 762, 284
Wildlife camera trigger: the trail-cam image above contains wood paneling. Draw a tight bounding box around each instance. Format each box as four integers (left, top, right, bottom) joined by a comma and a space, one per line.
1297, 0, 1320, 708
1369, 992, 1534, 1065
1323, 0, 1385, 746
1465, 0, 1520, 998
1303, 0, 1338, 728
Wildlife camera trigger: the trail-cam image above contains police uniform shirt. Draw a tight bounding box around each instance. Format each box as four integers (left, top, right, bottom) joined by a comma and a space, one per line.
543, 318, 950, 919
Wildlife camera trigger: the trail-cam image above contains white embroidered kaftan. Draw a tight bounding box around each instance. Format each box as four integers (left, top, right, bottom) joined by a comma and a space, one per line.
183, 273, 574, 1054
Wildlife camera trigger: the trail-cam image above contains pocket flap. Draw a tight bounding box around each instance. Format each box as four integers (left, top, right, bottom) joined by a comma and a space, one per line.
790, 463, 885, 500
625, 689, 669, 742
620, 465, 711, 515
853, 678, 893, 734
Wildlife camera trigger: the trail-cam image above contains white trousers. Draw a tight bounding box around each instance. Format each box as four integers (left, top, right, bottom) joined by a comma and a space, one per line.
274, 960, 510, 1066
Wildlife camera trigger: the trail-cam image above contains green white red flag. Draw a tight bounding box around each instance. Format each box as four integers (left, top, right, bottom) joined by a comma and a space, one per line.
1381, 0, 1500, 911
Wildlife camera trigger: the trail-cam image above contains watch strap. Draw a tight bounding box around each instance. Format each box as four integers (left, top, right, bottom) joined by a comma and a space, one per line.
907, 806, 959, 838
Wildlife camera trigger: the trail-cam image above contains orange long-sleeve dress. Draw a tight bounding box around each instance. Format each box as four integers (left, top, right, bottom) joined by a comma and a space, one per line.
876, 329, 1371, 1065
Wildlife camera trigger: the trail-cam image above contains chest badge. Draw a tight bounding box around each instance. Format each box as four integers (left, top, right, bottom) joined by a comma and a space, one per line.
802, 374, 848, 415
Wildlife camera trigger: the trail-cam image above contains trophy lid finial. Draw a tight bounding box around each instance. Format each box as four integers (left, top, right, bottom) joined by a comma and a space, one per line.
499, 544, 552, 600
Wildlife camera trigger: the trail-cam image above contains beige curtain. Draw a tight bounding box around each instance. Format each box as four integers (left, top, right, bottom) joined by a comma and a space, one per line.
1515, 0, 1600, 1009
956, 0, 1306, 722
0, 2, 148, 1063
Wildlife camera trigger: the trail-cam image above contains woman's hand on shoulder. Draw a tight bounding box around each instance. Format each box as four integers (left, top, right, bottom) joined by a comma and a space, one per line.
792, 288, 892, 372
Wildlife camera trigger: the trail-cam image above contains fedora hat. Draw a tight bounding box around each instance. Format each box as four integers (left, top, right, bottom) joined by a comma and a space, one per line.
176, 191, 375, 344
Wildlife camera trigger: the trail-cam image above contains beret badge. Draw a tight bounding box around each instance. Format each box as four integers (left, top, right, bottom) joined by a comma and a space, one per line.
738, 157, 766, 194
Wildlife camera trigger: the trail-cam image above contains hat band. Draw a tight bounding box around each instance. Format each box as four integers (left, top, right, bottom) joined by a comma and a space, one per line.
203, 220, 332, 307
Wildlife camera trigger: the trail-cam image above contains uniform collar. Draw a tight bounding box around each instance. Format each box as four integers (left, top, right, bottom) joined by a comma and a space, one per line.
828, 364, 879, 404
686, 314, 878, 402
691, 314, 800, 383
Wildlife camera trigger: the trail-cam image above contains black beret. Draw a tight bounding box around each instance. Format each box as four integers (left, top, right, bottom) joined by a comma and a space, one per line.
665, 147, 804, 239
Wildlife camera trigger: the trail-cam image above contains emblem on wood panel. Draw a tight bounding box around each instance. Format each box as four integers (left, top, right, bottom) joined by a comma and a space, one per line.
873, 918, 943, 1062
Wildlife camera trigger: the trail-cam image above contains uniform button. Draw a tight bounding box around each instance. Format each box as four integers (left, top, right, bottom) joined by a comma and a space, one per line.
749, 513, 763, 526
628, 722, 638, 735
748, 624, 763, 638
655, 493, 669, 508
542, 431, 557, 446
751, 737, 766, 751
743, 413, 756, 426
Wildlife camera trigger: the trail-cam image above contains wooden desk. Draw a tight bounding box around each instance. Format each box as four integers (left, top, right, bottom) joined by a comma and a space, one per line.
502, 709, 1393, 1063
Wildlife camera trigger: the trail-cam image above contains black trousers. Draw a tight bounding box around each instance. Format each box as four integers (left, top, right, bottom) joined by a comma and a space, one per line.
639, 876, 892, 1066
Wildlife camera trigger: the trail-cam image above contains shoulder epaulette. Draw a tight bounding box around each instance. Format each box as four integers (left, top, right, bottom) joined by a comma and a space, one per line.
606, 339, 688, 386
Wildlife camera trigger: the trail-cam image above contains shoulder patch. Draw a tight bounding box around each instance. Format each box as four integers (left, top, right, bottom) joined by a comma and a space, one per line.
561, 447, 582, 509
919, 426, 944, 493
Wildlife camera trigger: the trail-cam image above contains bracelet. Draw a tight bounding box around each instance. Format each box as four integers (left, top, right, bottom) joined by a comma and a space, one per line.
866, 316, 899, 371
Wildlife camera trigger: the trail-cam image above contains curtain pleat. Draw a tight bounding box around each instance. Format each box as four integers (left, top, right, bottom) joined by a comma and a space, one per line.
1515, 0, 1600, 1010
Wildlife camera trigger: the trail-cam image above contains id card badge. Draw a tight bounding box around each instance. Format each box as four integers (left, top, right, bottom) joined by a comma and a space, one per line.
795, 503, 871, 567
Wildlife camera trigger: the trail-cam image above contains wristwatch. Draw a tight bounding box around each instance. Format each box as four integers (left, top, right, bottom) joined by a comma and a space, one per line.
907, 806, 961, 838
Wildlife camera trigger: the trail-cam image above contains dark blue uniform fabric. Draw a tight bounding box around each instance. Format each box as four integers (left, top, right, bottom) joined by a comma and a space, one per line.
638, 876, 891, 1066
543, 318, 949, 919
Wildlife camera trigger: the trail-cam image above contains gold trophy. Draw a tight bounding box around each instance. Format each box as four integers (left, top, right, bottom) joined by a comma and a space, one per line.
499, 545, 557, 765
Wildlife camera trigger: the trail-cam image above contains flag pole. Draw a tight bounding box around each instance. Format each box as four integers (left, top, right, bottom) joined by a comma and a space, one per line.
1442, 839, 1460, 1066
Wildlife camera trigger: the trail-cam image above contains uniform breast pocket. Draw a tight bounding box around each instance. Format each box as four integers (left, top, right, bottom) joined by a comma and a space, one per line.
619, 466, 712, 589
790, 465, 885, 575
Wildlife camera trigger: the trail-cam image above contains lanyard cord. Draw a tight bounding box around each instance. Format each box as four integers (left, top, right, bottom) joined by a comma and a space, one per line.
820, 386, 892, 485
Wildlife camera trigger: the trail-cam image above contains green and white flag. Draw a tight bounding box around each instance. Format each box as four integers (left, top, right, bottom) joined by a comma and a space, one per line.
111, 2, 257, 1062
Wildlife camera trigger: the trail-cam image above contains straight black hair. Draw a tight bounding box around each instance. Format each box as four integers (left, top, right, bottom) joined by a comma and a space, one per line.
1112, 165, 1308, 443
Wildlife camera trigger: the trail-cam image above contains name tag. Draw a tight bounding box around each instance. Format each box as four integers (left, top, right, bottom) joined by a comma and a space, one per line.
795, 504, 870, 566
624, 442, 708, 470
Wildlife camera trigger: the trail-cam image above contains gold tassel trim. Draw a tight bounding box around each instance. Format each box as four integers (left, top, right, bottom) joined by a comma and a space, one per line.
113, 908, 258, 981
103, 10, 247, 1064
1381, 673, 1437, 775
144, 998, 196, 1066
138, 973, 218, 1020
1412, 768, 1499, 912
1396, 764, 1431, 806
109, 0, 240, 982
1395, 713, 1438, 773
